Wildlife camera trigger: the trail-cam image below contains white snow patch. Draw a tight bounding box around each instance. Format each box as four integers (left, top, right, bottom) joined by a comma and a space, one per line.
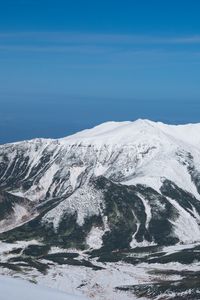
163, 243, 199, 256
123, 176, 162, 193
70, 166, 86, 190
130, 239, 156, 249
86, 227, 104, 249
168, 197, 200, 243
94, 163, 108, 177
137, 194, 152, 229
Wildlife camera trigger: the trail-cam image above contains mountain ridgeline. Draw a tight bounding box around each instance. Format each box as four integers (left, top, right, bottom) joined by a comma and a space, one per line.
1, 119, 200, 250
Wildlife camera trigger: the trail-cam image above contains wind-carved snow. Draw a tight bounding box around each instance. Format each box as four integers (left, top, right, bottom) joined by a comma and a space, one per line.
42, 185, 104, 229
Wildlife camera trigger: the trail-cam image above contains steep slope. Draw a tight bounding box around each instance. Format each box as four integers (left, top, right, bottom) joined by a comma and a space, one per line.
0, 119, 200, 248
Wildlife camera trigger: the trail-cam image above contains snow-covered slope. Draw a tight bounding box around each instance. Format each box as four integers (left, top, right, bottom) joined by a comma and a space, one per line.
0, 276, 88, 300
61, 119, 200, 196
61, 119, 200, 147
1, 119, 200, 247
1, 119, 200, 199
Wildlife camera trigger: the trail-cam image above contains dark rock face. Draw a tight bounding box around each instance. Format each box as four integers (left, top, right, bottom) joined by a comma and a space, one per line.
0, 176, 199, 251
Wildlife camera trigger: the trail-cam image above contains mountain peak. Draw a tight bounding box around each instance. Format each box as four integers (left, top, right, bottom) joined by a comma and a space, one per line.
60, 119, 200, 148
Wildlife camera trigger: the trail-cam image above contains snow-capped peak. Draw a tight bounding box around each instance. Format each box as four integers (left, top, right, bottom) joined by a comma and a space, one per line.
61, 119, 200, 148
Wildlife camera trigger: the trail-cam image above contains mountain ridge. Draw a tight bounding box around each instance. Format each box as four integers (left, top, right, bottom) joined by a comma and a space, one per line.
0, 118, 200, 248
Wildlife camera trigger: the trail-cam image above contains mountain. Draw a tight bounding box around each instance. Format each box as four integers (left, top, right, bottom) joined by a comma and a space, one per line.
1, 119, 200, 246
1, 119, 200, 299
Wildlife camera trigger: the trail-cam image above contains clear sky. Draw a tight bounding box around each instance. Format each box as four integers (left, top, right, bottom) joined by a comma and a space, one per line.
1, 0, 200, 143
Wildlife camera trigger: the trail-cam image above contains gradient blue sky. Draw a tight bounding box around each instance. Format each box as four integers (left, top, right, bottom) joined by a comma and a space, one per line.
1, 0, 200, 143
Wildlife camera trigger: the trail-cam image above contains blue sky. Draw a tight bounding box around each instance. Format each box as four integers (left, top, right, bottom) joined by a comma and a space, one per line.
0, 0, 200, 143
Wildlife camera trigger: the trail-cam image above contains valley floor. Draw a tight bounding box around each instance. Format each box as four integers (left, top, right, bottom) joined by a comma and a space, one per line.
0, 275, 88, 300
1, 241, 200, 300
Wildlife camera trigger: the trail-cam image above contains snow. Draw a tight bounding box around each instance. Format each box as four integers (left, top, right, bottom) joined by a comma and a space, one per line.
59, 119, 200, 199
130, 239, 156, 248
162, 243, 198, 256
36, 163, 60, 199
137, 194, 152, 229
123, 176, 163, 193
167, 197, 200, 243
13, 204, 28, 222
42, 185, 104, 228
61, 119, 200, 148
86, 226, 104, 249
1, 119, 200, 241
0, 240, 42, 262
0, 259, 147, 300
94, 163, 108, 177
0, 203, 28, 232
157, 121, 200, 148
2, 119, 200, 204
2, 119, 200, 299
0, 276, 88, 300
70, 166, 86, 190
1, 240, 200, 300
